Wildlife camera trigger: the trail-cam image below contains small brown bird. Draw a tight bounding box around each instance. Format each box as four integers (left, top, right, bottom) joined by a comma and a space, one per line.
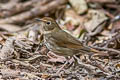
36, 17, 102, 57
35, 17, 108, 74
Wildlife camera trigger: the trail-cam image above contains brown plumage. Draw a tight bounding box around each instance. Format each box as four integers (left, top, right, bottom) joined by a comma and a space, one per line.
36, 17, 107, 57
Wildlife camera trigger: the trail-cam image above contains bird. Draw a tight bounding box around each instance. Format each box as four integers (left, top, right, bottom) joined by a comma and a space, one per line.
35, 17, 108, 73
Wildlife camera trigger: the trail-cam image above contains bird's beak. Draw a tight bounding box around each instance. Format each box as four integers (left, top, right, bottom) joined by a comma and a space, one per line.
35, 18, 41, 21
35, 18, 47, 23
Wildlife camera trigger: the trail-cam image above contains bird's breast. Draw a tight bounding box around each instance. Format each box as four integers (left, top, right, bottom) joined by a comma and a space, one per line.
44, 35, 55, 51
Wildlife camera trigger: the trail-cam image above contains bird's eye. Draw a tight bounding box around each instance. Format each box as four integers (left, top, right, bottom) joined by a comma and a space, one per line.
46, 21, 51, 25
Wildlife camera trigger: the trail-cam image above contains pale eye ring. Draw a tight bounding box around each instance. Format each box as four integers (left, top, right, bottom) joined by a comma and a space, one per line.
46, 21, 51, 25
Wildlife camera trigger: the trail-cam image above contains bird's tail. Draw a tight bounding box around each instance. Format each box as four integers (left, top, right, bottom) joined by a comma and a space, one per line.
90, 48, 109, 56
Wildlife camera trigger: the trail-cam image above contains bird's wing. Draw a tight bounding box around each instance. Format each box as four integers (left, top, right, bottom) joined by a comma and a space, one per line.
52, 30, 90, 51
51, 30, 109, 56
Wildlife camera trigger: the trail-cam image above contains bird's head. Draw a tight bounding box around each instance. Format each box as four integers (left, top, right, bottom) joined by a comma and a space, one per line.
35, 17, 61, 33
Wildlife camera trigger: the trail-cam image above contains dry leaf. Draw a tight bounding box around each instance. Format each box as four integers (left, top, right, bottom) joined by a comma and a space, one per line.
64, 9, 84, 26
69, 0, 88, 14
84, 10, 108, 35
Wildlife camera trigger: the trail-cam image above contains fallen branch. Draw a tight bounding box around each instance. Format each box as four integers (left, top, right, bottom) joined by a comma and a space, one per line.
0, 0, 48, 17
0, 0, 68, 24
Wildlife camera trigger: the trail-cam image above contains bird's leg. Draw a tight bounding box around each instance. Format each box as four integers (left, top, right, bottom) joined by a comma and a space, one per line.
65, 57, 74, 68
56, 56, 75, 74
73, 55, 78, 68
56, 60, 69, 74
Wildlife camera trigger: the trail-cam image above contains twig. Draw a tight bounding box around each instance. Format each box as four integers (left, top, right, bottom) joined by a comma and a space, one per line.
0, 0, 49, 17
0, 0, 68, 24
21, 55, 47, 61
87, 60, 109, 73
87, 0, 116, 4
32, 72, 60, 78
73, 55, 95, 73
105, 33, 120, 47
11, 59, 37, 70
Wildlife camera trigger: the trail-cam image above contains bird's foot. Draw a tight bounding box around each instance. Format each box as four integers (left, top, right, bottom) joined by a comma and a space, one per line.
56, 61, 69, 75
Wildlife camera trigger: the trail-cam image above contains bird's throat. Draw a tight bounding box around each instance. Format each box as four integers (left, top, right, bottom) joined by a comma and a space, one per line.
43, 30, 53, 34
43, 28, 59, 35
